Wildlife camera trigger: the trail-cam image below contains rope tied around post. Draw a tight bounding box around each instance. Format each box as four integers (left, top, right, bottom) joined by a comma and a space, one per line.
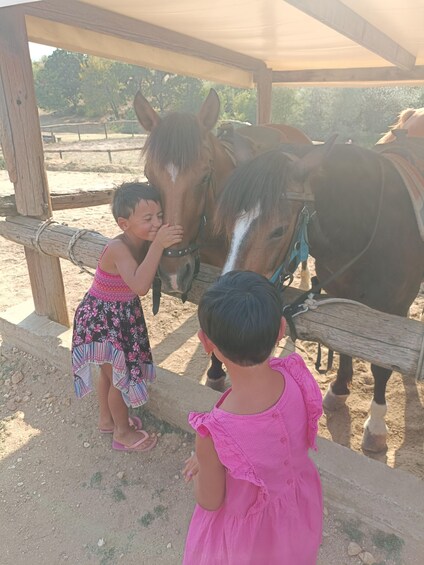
67, 228, 96, 277
33, 218, 61, 255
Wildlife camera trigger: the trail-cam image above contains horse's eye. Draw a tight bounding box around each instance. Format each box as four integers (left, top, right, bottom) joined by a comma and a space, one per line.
270, 227, 285, 239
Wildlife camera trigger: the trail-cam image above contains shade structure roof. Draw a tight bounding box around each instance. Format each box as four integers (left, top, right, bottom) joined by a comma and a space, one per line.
8, 0, 424, 87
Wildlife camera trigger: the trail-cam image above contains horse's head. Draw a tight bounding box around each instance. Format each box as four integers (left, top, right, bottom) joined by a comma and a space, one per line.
216, 140, 336, 280
377, 108, 424, 143
134, 89, 225, 296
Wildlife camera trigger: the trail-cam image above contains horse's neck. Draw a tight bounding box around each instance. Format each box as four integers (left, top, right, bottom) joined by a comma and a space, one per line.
208, 134, 237, 191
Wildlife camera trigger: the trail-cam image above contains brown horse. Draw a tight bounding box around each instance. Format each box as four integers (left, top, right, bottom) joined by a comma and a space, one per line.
377, 108, 424, 143
134, 90, 313, 389
134, 89, 312, 296
215, 139, 424, 452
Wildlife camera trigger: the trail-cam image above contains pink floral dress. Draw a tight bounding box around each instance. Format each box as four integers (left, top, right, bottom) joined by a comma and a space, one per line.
72, 246, 155, 407
183, 353, 323, 565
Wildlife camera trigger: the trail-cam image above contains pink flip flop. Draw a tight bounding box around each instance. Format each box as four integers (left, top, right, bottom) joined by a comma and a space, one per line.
112, 430, 158, 453
99, 415, 142, 434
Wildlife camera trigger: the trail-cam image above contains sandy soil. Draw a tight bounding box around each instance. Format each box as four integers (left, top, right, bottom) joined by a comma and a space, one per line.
1, 163, 423, 564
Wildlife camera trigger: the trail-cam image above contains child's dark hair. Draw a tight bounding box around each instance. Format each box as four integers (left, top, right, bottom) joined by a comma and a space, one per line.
111, 181, 161, 221
198, 271, 284, 366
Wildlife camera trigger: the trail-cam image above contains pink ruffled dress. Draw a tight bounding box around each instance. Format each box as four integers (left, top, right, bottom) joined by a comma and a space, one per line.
183, 353, 323, 565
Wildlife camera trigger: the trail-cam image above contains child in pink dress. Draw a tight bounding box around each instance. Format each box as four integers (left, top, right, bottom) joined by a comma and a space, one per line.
182, 271, 323, 564
72, 181, 183, 452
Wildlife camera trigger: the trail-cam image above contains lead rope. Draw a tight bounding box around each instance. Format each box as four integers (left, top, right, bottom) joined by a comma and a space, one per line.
282, 156, 386, 340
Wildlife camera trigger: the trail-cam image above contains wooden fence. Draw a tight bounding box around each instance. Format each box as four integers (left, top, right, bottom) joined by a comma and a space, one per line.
41, 119, 143, 142
1, 214, 423, 382
43, 145, 144, 163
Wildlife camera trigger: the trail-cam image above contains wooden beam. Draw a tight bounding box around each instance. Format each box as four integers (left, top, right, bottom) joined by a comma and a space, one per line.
0, 7, 69, 326
0, 189, 114, 216
284, 0, 416, 71
272, 65, 424, 84
256, 68, 273, 124
1, 215, 423, 381
25, 0, 265, 74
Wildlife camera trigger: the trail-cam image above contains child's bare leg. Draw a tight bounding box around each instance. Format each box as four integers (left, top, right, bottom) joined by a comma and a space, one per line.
97, 364, 114, 430
108, 385, 156, 449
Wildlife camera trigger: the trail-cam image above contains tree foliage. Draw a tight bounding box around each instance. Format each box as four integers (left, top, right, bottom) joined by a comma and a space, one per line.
33, 48, 423, 144
34, 49, 85, 112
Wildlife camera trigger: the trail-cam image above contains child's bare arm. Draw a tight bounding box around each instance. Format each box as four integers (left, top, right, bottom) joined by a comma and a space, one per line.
182, 452, 199, 482
193, 434, 226, 511
109, 224, 183, 295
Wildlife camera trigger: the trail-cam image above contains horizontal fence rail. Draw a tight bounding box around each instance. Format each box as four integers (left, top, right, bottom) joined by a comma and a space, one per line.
0, 189, 114, 215
43, 146, 144, 163
1, 215, 423, 381
40, 120, 144, 141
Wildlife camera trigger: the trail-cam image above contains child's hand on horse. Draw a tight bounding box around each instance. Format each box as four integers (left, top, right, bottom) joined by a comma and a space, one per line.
155, 224, 184, 249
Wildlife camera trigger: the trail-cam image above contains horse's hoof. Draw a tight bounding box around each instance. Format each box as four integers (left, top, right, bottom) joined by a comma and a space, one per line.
206, 376, 230, 392
361, 426, 387, 453
322, 385, 349, 411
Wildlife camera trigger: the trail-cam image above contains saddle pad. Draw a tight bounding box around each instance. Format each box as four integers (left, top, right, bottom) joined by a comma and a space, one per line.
383, 152, 424, 240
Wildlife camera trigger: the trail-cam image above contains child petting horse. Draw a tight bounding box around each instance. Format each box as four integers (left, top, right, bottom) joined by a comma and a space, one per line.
72, 181, 183, 452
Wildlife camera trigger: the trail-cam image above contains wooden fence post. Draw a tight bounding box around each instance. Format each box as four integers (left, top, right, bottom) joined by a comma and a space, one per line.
0, 6, 69, 326
256, 67, 273, 124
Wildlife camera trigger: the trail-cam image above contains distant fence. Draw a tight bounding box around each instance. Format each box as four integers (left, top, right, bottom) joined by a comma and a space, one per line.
40, 119, 144, 141
43, 145, 144, 163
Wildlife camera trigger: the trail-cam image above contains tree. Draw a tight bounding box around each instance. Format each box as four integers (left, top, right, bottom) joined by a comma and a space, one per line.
271, 88, 302, 125
80, 57, 130, 118
34, 49, 85, 112
130, 69, 204, 115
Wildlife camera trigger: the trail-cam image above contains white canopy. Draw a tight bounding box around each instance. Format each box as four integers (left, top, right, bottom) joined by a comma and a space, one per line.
7, 0, 424, 87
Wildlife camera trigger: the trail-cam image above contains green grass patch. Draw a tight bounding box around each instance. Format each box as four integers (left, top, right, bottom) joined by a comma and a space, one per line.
90, 471, 103, 488
138, 511, 155, 527
372, 530, 404, 558
340, 518, 364, 544
133, 408, 189, 437
112, 487, 126, 502
153, 504, 167, 518
99, 546, 116, 565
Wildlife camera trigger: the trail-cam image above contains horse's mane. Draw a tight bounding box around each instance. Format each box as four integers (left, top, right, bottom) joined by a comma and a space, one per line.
143, 112, 203, 171
214, 149, 293, 237
378, 108, 424, 143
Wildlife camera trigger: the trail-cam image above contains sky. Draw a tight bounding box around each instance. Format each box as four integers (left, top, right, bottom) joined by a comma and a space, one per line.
29, 42, 56, 61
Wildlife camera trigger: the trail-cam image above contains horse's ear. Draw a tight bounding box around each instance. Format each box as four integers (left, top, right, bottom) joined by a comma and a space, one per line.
198, 89, 220, 131
291, 134, 338, 181
134, 91, 161, 132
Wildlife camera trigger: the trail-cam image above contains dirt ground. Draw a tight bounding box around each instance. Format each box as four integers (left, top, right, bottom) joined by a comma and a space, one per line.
1, 159, 423, 564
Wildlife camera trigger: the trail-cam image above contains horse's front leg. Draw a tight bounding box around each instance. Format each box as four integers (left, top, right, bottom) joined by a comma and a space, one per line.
206, 352, 228, 392
322, 353, 352, 411
299, 260, 311, 290
362, 365, 391, 453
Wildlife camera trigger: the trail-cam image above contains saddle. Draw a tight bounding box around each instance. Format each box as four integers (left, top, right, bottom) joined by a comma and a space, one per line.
374, 132, 424, 240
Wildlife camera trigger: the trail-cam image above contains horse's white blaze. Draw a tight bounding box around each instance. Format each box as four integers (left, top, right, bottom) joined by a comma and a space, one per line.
166, 163, 179, 184
222, 204, 261, 274
168, 273, 179, 292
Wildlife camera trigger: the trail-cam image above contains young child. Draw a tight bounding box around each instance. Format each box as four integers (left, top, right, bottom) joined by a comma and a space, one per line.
182, 271, 323, 564
72, 181, 183, 452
